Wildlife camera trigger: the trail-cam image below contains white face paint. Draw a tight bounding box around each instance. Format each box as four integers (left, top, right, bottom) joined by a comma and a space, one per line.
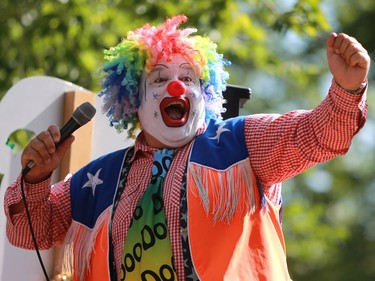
138, 54, 205, 148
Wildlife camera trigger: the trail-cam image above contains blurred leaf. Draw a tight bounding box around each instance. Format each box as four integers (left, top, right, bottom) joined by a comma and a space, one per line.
6, 128, 35, 154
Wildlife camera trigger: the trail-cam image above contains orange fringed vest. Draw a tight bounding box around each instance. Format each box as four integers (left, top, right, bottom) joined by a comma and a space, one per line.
187, 117, 291, 280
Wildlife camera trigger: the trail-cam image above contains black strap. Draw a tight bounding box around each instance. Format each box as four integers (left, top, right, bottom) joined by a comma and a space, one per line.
108, 147, 134, 281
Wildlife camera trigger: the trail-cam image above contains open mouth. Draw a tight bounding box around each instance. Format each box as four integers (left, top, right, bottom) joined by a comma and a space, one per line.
160, 97, 190, 127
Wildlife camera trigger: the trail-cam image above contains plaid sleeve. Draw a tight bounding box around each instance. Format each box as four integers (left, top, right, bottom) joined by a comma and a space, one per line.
245, 80, 367, 186
4, 174, 73, 249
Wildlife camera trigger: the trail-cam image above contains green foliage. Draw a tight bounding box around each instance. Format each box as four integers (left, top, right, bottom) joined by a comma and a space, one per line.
273, 0, 331, 36
0, 0, 330, 100
6, 128, 35, 154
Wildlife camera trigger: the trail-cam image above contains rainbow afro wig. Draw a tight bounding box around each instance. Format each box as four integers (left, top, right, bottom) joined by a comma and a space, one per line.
98, 14, 230, 138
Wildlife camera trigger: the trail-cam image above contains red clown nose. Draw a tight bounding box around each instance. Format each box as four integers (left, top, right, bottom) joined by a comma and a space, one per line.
167, 80, 186, 97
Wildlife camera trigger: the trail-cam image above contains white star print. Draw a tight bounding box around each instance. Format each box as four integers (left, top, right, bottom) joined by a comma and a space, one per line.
181, 212, 187, 222
209, 124, 230, 143
82, 168, 103, 196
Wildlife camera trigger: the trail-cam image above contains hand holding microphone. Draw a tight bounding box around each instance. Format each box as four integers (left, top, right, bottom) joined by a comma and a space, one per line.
21, 102, 96, 181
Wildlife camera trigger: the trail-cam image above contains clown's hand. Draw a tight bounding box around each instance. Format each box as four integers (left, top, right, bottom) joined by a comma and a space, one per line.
21, 125, 75, 184
327, 32, 370, 91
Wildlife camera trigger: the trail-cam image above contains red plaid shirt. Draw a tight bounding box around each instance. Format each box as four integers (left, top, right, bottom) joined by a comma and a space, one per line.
4, 81, 367, 280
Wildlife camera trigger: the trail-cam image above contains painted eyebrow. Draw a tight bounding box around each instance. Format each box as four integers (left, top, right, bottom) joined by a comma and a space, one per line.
148, 64, 168, 75
147, 62, 195, 77
179, 63, 194, 70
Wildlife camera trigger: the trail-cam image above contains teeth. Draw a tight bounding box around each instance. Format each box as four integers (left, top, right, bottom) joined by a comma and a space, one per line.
169, 101, 184, 106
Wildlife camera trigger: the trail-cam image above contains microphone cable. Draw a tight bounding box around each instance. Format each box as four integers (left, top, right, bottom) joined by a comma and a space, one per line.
20, 171, 50, 281
17, 101, 96, 281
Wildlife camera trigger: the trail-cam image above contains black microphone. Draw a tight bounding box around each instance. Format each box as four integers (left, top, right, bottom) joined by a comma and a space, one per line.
22, 102, 96, 176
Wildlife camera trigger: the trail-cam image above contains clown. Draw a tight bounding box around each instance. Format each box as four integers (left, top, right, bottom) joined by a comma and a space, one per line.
4, 15, 370, 281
